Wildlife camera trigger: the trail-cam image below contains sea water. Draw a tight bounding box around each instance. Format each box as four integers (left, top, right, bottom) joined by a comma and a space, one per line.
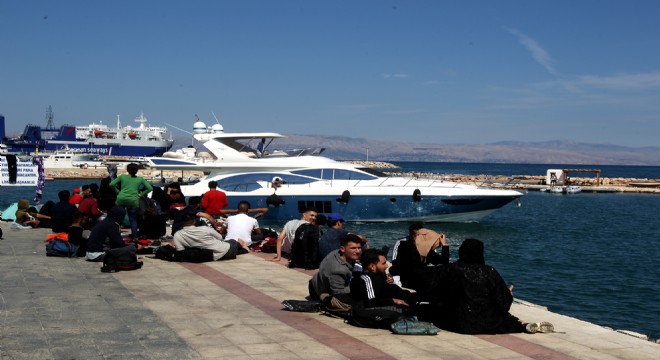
2, 162, 659, 339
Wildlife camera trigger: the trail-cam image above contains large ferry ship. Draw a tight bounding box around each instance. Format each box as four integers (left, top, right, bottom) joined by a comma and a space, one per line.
0, 107, 174, 157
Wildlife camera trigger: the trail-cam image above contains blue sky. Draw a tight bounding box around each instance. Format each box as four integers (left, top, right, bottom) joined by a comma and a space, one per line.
2, 1, 660, 147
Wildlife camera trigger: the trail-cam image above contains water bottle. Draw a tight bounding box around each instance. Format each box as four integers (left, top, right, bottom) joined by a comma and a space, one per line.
353, 261, 362, 273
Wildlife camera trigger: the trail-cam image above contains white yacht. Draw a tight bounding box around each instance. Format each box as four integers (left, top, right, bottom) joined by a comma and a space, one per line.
144, 121, 524, 222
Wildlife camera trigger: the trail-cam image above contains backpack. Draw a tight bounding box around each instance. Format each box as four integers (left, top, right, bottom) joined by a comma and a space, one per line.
260, 227, 278, 239
288, 223, 322, 269
260, 237, 278, 253
154, 245, 176, 261
320, 295, 353, 320
138, 196, 162, 216
348, 304, 411, 329
101, 244, 143, 272
389, 316, 440, 335
281, 299, 321, 313
46, 239, 79, 257
173, 247, 214, 263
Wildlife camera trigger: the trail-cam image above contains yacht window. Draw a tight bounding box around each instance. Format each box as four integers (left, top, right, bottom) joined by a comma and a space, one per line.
332, 169, 377, 180
357, 167, 388, 177
291, 169, 323, 179
297, 200, 332, 214
291, 168, 377, 180
216, 173, 316, 192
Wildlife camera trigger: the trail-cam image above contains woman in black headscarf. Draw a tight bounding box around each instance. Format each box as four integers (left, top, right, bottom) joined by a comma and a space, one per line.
433, 238, 550, 334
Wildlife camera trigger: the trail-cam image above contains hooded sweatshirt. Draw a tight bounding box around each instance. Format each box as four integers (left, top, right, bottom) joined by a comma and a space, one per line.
15, 199, 32, 224
439, 238, 519, 334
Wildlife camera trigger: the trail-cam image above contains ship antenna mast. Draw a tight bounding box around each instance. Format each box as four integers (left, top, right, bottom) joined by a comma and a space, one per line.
134, 112, 147, 129
211, 111, 221, 125
45, 105, 55, 128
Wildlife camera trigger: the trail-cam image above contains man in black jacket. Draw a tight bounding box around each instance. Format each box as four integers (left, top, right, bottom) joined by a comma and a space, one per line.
350, 248, 418, 307
50, 190, 78, 233
388, 228, 449, 298
85, 206, 129, 262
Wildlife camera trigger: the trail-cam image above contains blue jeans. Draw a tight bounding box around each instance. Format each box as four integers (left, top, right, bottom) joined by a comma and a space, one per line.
126, 207, 139, 238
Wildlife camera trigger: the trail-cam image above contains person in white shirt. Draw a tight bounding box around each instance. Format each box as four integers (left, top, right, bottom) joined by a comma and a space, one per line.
272, 207, 317, 261
223, 201, 261, 247
173, 208, 248, 260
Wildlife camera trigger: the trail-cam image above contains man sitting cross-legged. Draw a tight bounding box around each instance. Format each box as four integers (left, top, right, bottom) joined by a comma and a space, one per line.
347, 248, 423, 329
350, 248, 418, 308
172, 207, 249, 261
308, 234, 363, 314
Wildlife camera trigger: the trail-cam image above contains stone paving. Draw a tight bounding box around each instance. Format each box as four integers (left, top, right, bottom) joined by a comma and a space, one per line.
1, 223, 658, 359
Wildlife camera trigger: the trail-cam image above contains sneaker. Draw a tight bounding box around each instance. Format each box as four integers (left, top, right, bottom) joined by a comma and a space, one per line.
538, 322, 554, 333
526, 322, 554, 334
10, 222, 32, 230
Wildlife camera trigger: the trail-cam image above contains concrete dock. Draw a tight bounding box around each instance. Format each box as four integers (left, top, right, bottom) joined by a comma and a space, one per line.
1, 222, 658, 359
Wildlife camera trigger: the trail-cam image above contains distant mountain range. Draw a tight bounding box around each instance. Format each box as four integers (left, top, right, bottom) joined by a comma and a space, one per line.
173, 134, 660, 166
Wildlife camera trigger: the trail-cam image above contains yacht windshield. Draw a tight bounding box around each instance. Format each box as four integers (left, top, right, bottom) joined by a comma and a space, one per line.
357, 167, 388, 177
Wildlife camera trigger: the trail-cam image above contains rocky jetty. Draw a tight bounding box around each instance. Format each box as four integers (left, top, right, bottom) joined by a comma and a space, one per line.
345, 160, 399, 169
45, 168, 204, 182
45, 166, 660, 194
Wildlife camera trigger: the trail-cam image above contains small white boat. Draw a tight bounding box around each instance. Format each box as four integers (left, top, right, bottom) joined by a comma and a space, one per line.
564, 186, 582, 194
542, 185, 582, 194
40, 146, 105, 169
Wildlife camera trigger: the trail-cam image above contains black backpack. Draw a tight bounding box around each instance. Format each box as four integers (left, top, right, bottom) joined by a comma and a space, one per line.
101, 244, 143, 272
173, 247, 214, 263
154, 245, 176, 261
348, 303, 411, 329
289, 223, 322, 270
138, 196, 162, 216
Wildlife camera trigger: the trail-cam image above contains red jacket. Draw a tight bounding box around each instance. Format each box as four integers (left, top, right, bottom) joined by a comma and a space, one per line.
201, 189, 228, 216
69, 194, 83, 205
79, 197, 103, 219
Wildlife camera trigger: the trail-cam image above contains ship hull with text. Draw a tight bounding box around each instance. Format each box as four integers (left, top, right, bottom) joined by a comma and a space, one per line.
1, 112, 174, 157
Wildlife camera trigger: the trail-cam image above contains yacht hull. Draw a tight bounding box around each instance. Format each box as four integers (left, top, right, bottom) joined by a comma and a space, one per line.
222, 193, 521, 223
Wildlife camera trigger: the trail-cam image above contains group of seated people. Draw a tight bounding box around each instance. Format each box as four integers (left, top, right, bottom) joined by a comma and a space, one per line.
306, 222, 554, 335
16, 177, 269, 264
17, 175, 553, 335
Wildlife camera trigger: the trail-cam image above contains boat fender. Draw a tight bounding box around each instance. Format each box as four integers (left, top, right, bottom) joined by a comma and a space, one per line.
336, 190, 351, 203
266, 193, 285, 207
412, 189, 422, 202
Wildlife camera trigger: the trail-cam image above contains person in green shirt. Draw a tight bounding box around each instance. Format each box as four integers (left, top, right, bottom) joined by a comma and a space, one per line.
109, 163, 153, 239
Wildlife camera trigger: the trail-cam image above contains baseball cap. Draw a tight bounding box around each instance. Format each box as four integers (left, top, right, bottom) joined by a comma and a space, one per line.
327, 212, 345, 222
